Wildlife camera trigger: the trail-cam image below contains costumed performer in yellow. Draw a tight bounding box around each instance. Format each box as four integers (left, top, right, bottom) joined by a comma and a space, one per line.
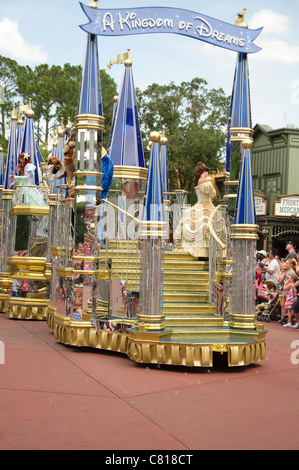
174, 162, 216, 258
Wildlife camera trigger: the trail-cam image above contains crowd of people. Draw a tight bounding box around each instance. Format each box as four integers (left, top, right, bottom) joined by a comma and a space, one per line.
255, 241, 299, 328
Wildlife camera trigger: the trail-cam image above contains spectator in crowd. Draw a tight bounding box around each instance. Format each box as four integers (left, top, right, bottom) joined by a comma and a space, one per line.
283, 273, 298, 327
276, 260, 296, 324
11, 278, 20, 297
265, 249, 280, 285
285, 241, 297, 261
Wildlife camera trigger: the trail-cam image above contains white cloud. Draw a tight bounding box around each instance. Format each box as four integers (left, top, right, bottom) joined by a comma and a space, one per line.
249, 9, 289, 35
0, 17, 49, 64
254, 39, 299, 65
249, 9, 299, 64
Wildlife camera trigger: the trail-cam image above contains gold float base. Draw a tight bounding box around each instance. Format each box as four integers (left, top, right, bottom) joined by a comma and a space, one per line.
6, 297, 49, 321
47, 308, 267, 367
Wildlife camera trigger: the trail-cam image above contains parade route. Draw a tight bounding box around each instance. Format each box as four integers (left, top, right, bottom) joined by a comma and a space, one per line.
0, 313, 298, 451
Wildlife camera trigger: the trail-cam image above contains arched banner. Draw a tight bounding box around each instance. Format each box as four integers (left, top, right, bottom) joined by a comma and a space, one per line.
79, 3, 262, 54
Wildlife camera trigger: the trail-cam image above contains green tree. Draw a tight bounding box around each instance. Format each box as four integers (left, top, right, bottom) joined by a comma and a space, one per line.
137, 78, 230, 203
0, 55, 21, 139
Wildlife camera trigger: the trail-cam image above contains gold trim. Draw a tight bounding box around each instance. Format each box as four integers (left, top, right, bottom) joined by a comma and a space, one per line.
74, 170, 103, 177
208, 205, 227, 250
136, 314, 166, 331
95, 270, 110, 280
75, 114, 104, 123
55, 267, 73, 278
75, 123, 104, 131
229, 313, 258, 330
113, 165, 148, 181
2, 189, 14, 200
75, 185, 102, 191
230, 233, 259, 240
231, 224, 259, 232
6, 297, 49, 321
10, 205, 49, 216
48, 311, 267, 367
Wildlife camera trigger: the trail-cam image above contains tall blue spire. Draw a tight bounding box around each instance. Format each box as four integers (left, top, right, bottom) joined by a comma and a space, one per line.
142, 132, 165, 224
0, 145, 4, 187
77, 32, 102, 116
109, 56, 145, 168
107, 95, 118, 153
16, 113, 24, 157
160, 127, 169, 201
19, 102, 41, 186
229, 52, 252, 132
51, 121, 67, 194
233, 139, 256, 225
4, 106, 18, 190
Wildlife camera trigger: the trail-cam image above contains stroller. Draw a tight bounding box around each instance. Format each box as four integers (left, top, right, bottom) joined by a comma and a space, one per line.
256, 280, 281, 323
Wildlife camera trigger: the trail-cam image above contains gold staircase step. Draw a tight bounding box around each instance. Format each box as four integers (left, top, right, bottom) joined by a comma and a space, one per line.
163, 292, 210, 302
163, 281, 209, 291
164, 315, 223, 327
163, 303, 216, 315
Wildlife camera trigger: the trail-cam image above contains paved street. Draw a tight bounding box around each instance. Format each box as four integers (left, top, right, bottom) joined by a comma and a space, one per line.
0, 313, 298, 450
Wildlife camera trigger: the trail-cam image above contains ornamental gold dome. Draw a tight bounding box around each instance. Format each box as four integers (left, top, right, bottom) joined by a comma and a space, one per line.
242, 137, 253, 149
150, 131, 160, 143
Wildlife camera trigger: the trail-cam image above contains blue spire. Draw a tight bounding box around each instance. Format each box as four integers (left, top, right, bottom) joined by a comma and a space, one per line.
230, 53, 252, 130
19, 105, 41, 186
77, 33, 102, 116
109, 60, 144, 168
160, 128, 169, 201
107, 95, 118, 152
225, 117, 231, 174
51, 126, 67, 194
142, 132, 165, 223
16, 114, 24, 156
0, 146, 4, 187
234, 140, 256, 225
4, 109, 18, 190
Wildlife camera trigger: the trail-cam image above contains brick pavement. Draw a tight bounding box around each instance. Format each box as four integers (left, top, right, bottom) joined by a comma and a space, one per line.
0, 313, 298, 450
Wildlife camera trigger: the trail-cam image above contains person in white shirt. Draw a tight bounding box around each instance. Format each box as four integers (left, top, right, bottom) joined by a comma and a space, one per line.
265, 249, 280, 285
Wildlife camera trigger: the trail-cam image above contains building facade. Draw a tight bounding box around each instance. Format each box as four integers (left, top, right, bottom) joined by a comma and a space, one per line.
252, 123, 299, 257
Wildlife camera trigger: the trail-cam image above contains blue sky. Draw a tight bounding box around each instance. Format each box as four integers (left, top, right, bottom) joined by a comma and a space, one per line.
1, 0, 299, 130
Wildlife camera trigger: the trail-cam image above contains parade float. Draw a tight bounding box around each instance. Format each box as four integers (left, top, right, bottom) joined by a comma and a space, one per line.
0, 1, 267, 367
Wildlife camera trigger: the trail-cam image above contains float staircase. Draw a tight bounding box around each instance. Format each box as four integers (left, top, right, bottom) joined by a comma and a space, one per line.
103, 243, 230, 340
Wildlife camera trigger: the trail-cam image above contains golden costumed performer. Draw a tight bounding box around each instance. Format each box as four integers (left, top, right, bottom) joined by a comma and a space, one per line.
174, 162, 216, 258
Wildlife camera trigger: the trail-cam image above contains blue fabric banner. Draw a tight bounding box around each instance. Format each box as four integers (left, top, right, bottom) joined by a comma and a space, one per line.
79, 3, 262, 54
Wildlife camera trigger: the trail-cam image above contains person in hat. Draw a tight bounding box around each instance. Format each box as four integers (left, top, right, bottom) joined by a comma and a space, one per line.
285, 241, 297, 261
257, 250, 267, 259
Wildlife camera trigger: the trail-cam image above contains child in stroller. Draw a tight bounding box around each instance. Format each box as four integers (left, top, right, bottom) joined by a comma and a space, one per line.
255, 280, 280, 322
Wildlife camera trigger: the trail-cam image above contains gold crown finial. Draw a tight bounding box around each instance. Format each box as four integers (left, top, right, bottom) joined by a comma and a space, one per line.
11, 105, 18, 120
150, 131, 160, 143
160, 126, 168, 145
25, 98, 35, 118
58, 118, 65, 137
235, 7, 248, 28
88, 0, 98, 8
66, 117, 72, 130
124, 48, 132, 67
17, 113, 24, 125
242, 137, 253, 149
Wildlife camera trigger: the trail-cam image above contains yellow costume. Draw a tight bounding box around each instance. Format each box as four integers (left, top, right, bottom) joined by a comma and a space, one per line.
174, 180, 216, 258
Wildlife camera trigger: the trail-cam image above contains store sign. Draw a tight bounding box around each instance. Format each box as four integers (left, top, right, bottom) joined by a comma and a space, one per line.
80, 3, 263, 54
254, 194, 267, 216
274, 195, 299, 217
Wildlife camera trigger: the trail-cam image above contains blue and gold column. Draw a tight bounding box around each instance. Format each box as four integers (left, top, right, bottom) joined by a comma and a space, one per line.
230, 138, 260, 330
51, 0, 109, 345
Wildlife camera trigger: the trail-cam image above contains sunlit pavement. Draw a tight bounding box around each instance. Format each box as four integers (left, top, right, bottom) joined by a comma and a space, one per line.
0, 313, 298, 450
